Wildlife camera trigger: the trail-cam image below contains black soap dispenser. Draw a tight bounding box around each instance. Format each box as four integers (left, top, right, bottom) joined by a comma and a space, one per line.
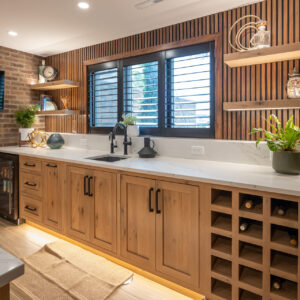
138, 137, 157, 158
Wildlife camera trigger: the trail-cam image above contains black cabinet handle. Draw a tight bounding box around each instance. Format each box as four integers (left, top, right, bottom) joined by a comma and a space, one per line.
88, 176, 93, 197
156, 189, 161, 214
25, 205, 37, 212
25, 181, 37, 187
46, 163, 57, 168
149, 188, 154, 212
84, 175, 89, 195
24, 162, 35, 167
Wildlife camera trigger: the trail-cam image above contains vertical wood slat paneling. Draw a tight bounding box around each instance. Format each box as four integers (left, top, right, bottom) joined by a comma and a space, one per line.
45, 0, 300, 139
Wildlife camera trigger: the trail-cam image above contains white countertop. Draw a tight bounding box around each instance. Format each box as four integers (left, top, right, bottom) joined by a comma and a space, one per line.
1, 146, 300, 197
0, 248, 24, 287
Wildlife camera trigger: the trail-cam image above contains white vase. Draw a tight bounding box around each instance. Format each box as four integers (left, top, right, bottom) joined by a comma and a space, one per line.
127, 125, 139, 137
19, 128, 34, 141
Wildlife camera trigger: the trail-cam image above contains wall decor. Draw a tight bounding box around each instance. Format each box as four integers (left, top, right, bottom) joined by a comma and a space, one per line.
228, 15, 270, 52
60, 96, 70, 109
287, 68, 300, 99
28, 129, 47, 148
40, 94, 57, 111
0, 71, 4, 110
42, 65, 58, 81
38, 60, 47, 83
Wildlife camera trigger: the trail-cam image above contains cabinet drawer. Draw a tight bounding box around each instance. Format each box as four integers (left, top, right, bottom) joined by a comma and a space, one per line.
21, 196, 42, 222
20, 171, 42, 199
20, 156, 42, 173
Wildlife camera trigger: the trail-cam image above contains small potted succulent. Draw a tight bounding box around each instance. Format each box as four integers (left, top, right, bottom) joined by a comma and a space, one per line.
251, 114, 300, 175
121, 114, 139, 137
15, 105, 39, 141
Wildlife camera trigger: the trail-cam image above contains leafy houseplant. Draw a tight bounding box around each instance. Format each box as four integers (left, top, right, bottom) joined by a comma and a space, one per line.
15, 105, 39, 141
121, 114, 139, 137
251, 114, 300, 174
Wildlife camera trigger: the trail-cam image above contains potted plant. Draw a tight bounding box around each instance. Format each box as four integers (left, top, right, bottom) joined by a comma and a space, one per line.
251, 114, 300, 175
121, 114, 139, 137
15, 105, 39, 141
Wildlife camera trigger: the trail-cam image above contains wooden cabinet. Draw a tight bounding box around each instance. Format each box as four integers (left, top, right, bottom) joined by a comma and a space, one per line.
66, 166, 91, 241
120, 175, 200, 287
120, 175, 156, 270
42, 161, 63, 230
90, 170, 117, 253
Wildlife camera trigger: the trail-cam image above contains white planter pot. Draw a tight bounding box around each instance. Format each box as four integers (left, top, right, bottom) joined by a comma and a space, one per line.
19, 128, 34, 141
127, 125, 139, 137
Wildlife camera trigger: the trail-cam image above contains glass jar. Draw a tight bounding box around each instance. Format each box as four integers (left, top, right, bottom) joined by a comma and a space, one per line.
287, 68, 300, 99
251, 21, 270, 49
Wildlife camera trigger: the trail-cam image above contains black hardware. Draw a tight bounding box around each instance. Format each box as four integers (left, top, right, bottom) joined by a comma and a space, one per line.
46, 163, 57, 168
25, 205, 37, 212
88, 176, 93, 197
24, 162, 35, 167
109, 132, 118, 154
149, 188, 154, 212
156, 189, 161, 214
25, 181, 37, 187
84, 175, 89, 195
112, 123, 132, 155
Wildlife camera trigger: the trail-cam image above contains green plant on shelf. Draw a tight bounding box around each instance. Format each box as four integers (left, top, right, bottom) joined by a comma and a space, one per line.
15, 104, 39, 128
250, 114, 300, 152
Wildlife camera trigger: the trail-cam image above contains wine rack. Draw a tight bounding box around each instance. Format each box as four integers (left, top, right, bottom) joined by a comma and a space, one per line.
204, 186, 300, 300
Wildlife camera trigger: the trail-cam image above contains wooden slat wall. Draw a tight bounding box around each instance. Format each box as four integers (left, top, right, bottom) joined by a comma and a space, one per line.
45, 0, 300, 140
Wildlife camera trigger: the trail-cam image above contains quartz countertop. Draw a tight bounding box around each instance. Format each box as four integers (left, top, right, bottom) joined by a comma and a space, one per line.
0, 248, 24, 287
0, 146, 300, 197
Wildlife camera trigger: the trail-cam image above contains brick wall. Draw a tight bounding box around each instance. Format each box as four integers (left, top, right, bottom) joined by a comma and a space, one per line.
0, 46, 44, 146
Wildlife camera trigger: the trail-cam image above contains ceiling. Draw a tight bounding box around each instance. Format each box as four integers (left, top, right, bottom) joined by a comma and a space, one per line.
0, 0, 262, 57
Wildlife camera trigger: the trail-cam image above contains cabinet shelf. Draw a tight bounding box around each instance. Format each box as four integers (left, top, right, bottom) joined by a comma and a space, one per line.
223, 99, 300, 112
37, 110, 80, 116
239, 265, 262, 289
270, 276, 298, 300
224, 42, 300, 67
239, 241, 263, 265
31, 80, 80, 90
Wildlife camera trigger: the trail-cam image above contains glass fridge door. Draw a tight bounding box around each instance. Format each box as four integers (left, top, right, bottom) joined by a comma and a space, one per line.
0, 161, 14, 216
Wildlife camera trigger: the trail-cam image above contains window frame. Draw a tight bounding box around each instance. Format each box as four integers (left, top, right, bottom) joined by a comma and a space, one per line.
85, 34, 222, 138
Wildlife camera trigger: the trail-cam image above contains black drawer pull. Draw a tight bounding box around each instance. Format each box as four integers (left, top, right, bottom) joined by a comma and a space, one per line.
46, 163, 57, 168
88, 176, 93, 197
25, 181, 37, 187
24, 162, 35, 167
156, 189, 161, 214
149, 188, 154, 212
25, 205, 37, 212
84, 175, 89, 195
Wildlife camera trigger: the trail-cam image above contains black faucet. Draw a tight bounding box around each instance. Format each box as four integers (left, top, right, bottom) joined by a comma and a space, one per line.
110, 122, 132, 155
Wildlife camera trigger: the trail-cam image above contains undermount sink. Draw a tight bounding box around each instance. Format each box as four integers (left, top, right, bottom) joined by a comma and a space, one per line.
86, 155, 128, 162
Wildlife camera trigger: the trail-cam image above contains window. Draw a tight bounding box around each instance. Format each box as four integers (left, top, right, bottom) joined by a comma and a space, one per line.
0, 71, 4, 110
88, 42, 214, 137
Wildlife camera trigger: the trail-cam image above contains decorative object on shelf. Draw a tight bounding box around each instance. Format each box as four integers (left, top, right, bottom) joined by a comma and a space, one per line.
40, 94, 57, 111
121, 114, 139, 137
42, 65, 58, 81
15, 105, 39, 146
287, 68, 300, 99
138, 137, 157, 158
228, 15, 270, 52
38, 60, 47, 83
28, 129, 47, 148
60, 96, 70, 109
47, 133, 65, 149
251, 114, 300, 175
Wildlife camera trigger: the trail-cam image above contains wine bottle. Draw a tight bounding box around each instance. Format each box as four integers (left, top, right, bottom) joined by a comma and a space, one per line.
275, 205, 287, 216
289, 232, 298, 247
244, 199, 255, 209
272, 278, 284, 290
240, 222, 249, 232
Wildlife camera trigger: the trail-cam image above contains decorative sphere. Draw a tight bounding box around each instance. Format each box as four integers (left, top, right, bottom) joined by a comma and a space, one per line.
47, 134, 65, 149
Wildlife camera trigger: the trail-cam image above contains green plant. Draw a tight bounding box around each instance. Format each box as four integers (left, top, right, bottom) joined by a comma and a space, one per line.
250, 114, 300, 152
15, 105, 39, 128
121, 114, 137, 126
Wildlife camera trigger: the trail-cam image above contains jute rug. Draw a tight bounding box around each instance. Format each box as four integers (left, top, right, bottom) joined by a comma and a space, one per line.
11, 240, 133, 300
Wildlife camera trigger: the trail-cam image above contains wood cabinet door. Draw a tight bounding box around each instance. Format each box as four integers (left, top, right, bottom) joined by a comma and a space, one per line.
155, 181, 199, 287
43, 161, 62, 230
66, 166, 90, 241
90, 170, 117, 253
120, 175, 156, 271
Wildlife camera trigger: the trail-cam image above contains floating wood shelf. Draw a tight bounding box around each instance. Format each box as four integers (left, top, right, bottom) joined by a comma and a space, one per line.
223, 99, 300, 112
224, 42, 300, 67
31, 80, 79, 90
37, 109, 80, 116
